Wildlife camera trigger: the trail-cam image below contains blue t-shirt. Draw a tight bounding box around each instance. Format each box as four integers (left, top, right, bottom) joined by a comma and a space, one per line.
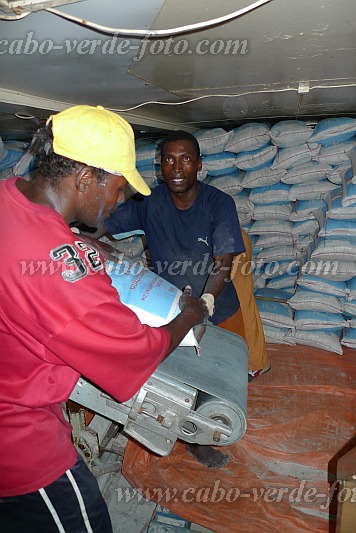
105, 182, 245, 324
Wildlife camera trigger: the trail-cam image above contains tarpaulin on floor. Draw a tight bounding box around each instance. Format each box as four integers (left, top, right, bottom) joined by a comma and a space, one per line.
122, 345, 356, 532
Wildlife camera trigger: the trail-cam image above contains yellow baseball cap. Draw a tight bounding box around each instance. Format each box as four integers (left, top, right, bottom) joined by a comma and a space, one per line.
48, 105, 151, 196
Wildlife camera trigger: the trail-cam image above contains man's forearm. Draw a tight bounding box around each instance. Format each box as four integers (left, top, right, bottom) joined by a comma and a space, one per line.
202, 253, 233, 300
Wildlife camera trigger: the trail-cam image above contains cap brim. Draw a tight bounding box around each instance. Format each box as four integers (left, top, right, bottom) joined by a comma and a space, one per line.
123, 168, 151, 196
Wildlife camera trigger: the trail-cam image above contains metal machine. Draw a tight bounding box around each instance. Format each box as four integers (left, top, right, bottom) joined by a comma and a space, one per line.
69, 324, 248, 457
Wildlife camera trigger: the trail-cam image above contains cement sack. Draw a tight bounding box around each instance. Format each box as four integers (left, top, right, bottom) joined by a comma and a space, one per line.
262, 324, 296, 345
289, 199, 327, 221
271, 142, 321, 170
202, 151, 236, 176
249, 182, 290, 204
242, 166, 286, 188
194, 128, 230, 155
225, 123, 270, 153
269, 120, 313, 148
294, 310, 347, 331
296, 275, 348, 298
106, 260, 197, 347
288, 289, 343, 314
266, 273, 297, 291
281, 161, 332, 185
256, 299, 295, 328
204, 171, 244, 194
235, 144, 277, 171
294, 329, 343, 354
317, 140, 356, 166
310, 238, 356, 261
252, 202, 293, 221
309, 117, 356, 146
288, 179, 339, 201
326, 189, 354, 219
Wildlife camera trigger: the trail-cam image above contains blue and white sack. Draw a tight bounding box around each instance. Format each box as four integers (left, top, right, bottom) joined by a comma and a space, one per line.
269, 120, 313, 148
106, 260, 197, 347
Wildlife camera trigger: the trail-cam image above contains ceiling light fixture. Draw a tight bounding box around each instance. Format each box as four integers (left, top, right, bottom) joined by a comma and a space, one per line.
15, 112, 36, 119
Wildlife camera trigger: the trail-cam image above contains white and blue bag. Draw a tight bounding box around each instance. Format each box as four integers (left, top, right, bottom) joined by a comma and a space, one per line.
106, 260, 197, 347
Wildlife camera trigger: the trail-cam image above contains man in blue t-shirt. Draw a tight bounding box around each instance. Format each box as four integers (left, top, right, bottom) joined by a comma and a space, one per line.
83, 131, 270, 467
104, 131, 245, 327
84, 131, 270, 377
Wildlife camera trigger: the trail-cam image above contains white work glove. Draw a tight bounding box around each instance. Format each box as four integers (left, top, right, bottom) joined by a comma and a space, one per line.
201, 293, 215, 317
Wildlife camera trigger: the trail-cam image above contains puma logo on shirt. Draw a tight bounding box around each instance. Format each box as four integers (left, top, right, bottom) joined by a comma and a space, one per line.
198, 237, 209, 246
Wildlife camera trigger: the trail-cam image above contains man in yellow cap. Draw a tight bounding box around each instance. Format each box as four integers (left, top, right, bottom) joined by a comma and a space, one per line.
0, 105, 208, 532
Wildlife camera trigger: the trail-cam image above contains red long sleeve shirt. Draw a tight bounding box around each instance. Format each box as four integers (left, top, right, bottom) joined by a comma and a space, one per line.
0, 178, 170, 496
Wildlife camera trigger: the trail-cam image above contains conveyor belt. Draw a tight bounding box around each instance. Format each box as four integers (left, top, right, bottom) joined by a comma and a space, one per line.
158, 324, 248, 442
70, 324, 248, 455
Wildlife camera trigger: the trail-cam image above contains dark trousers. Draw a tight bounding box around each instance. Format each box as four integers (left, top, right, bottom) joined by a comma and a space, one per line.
0, 454, 113, 532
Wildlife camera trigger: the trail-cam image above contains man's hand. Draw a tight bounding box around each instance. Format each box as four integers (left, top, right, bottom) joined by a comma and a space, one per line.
201, 293, 215, 317
179, 285, 193, 308
162, 286, 208, 356
179, 286, 209, 325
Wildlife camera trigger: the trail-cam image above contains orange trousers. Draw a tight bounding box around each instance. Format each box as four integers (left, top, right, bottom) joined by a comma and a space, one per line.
219, 228, 269, 371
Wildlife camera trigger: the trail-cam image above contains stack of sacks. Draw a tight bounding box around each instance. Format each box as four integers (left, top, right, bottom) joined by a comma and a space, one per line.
241, 230, 265, 290
225, 123, 274, 226
0, 137, 32, 180
293, 162, 356, 353
191, 118, 356, 353
292, 276, 348, 354
311, 117, 356, 181
306, 152, 356, 351
287, 286, 347, 355
254, 287, 296, 345
198, 125, 277, 226
246, 121, 320, 296
194, 127, 231, 156
289, 117, 356, 354
194, 128, 248, 222
248, 181, 302, 295
135, 139, 162, 189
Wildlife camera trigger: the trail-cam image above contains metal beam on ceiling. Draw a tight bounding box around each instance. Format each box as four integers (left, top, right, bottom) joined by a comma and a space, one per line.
0, 88, 199, 133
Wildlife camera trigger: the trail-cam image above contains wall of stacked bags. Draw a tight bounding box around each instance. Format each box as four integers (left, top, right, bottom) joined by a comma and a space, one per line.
2, 118, 355, 354
0, 137, 35, 179
135, 118, 356, 355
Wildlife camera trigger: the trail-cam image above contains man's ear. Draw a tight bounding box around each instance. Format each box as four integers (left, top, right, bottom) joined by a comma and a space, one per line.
197, 157, 203, 172
75, 166, 97, 192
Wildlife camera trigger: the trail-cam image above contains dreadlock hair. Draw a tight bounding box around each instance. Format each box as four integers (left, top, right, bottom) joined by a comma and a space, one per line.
31, 124, 109, 185
160, 130, 201, 160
